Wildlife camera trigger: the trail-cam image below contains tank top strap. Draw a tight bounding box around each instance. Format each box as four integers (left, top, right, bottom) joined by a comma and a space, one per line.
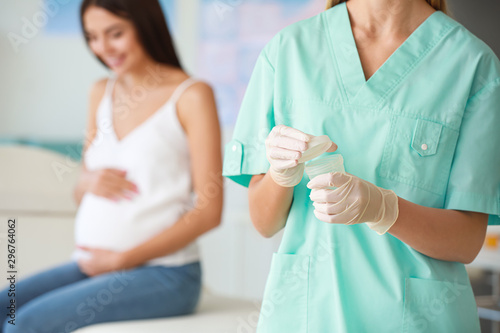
169, 78, 200, 105
96, 76, 117, 124
104, 76, 117, 101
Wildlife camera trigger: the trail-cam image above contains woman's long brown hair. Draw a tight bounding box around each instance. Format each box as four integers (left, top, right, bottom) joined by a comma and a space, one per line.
80, 0, 182, 69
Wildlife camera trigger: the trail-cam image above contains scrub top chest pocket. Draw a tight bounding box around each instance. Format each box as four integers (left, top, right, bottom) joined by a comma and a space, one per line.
380, 116, 460, 195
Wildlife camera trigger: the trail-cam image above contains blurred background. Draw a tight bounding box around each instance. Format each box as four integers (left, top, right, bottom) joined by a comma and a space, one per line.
0, 0, 499, 332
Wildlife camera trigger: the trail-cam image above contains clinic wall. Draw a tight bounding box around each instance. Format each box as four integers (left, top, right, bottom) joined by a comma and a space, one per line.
0, 0, 199, 140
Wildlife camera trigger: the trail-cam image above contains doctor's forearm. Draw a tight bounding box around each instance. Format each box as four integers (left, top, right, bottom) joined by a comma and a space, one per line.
248, 172, 294, 238
388, 197, 488, 264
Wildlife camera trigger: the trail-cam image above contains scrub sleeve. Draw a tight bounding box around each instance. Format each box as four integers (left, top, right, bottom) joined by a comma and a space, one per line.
444, 78, 500, 225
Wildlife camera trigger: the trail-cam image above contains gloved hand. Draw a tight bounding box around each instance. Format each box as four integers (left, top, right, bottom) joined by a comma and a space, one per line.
265, 125, 311, 187
307, 172, 399, 234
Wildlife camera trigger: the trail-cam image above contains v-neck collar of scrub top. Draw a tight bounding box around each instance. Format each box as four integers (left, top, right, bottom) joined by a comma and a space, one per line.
323, 2, 458, 108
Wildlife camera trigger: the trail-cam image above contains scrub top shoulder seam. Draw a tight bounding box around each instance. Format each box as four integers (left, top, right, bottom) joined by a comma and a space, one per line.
467, 77, 500, 103
262, 45, 277, 74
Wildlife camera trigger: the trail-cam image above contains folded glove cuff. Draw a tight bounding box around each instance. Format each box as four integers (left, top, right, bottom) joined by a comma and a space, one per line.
366, 188, 399, 235
269, 164, 305, 188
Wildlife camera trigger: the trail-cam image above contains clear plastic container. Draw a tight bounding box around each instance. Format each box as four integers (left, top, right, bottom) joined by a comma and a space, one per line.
305, 153, 345, 180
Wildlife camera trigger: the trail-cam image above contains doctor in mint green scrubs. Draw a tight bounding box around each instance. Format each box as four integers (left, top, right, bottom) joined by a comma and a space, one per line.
223, 0, 500, 332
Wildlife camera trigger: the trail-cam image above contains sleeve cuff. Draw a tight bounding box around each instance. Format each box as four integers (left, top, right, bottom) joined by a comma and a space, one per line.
222, 139, 269, 188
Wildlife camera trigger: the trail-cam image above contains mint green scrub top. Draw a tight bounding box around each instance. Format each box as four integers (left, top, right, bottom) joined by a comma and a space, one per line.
223, 3, 500, 332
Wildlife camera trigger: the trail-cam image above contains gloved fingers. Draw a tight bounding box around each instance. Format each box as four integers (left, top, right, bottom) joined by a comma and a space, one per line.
313, 199, 362, 224
307, 172, 352, 189
271, 158, 299, 170
309, 188, 338, 203
326, 141, 338, 152
272, 135, 308, 152
313, 208, 354, 224
309, 181, 352, 203
268, 147, 302, 161
276, 124, 311, 142
313, 199, 349, 215
312, 192, 358, 215
313, 209, 334, 223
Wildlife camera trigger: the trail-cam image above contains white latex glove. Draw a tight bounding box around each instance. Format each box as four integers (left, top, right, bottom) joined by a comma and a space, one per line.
307, 172, 399, 235
265, 125, 310, 187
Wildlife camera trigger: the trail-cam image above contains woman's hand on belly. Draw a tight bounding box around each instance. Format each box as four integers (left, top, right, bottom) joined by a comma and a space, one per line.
76, 246, 128, 276
79, 168, 139, 202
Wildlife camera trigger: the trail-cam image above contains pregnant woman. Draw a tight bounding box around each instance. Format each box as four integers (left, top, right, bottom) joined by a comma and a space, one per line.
223, 0, 499, 332
0, 0, 222, 332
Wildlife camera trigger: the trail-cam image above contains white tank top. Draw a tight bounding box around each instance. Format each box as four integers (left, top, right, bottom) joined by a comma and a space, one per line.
72, 76, 200, 267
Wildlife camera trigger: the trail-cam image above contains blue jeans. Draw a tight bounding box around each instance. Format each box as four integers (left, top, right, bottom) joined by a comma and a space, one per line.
0, 261, 202, 333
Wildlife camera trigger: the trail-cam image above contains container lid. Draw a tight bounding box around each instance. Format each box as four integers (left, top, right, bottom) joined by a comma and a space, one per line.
298, 135, 332, 163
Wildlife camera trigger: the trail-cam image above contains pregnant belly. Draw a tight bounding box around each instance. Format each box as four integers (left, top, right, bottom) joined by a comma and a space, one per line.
74, 193, 183, 252
74, 193, 131, 250
74, 193, 160, 251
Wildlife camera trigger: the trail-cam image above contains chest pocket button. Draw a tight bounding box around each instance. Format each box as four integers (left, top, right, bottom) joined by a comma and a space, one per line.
411, 119, 442, 157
